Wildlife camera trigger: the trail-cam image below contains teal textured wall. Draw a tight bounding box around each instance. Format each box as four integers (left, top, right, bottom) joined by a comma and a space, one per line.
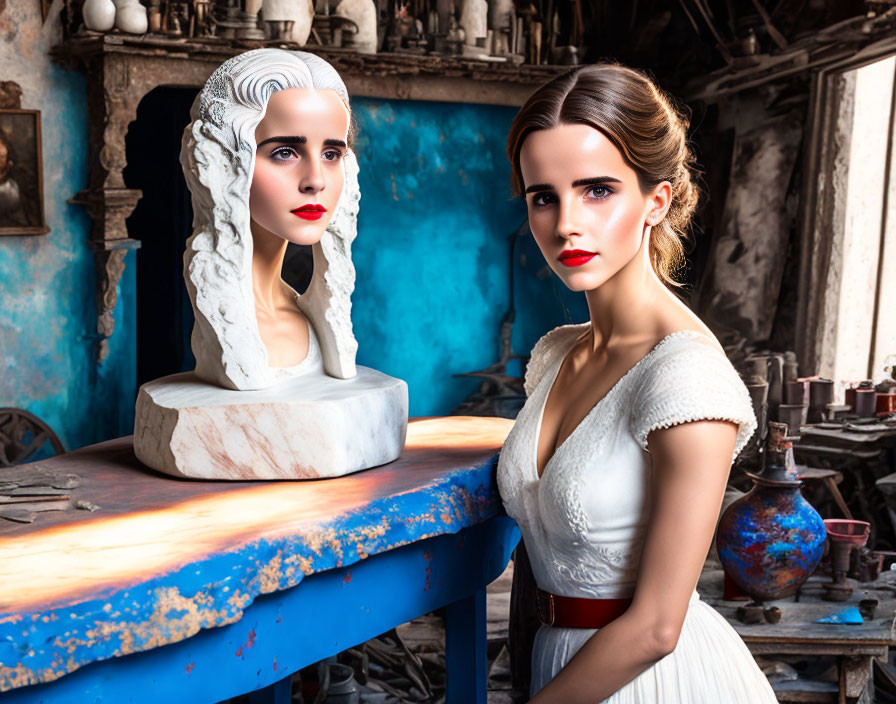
0, 2, 137, 453
351, 97, 586, 416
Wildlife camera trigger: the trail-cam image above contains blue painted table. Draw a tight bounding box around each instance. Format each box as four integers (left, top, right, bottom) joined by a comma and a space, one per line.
0, 416, 518, 704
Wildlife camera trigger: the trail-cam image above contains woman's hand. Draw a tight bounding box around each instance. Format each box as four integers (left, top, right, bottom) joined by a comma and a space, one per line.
528, 419, 737, 704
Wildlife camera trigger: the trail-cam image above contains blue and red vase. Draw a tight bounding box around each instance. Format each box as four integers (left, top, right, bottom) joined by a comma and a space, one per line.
716, 422, 827, 601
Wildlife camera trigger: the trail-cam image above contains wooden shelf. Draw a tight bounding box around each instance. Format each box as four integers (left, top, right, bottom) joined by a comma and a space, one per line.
53, 33, 568, 106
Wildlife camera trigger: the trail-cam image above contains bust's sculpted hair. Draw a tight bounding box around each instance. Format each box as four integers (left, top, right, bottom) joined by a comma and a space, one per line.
181, 48, 359, 390
506, 64, 698, 288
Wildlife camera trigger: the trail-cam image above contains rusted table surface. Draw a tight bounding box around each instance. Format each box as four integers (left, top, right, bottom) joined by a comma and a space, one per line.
0, 416, 514, 698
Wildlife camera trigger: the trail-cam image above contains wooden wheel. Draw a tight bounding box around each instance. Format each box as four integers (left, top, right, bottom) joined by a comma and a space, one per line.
0, 408, 65, 467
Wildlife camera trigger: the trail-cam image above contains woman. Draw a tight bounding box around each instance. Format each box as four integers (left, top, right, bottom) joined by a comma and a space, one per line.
496, 65, 777, 703
181, 48, 360, 391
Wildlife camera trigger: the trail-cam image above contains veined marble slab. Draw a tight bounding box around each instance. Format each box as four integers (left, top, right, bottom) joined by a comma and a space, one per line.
134, 368, 408, 480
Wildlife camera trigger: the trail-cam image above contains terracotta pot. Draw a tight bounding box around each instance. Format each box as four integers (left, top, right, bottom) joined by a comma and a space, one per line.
877, 393, 896, 416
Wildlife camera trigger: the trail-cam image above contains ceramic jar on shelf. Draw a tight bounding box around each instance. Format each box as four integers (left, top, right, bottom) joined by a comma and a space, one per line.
113, 0, 148, 34
262, 0, 314, 44
82, 0, 116, 31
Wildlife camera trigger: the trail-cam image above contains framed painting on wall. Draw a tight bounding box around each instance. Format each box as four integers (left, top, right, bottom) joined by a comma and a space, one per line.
0, 109, 49, 236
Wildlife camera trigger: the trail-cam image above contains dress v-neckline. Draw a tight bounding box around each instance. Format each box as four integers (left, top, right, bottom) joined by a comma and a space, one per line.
532, 329, 706, 480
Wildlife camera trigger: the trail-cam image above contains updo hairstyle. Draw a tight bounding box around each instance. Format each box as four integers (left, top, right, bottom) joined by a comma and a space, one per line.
506, 64, 698, 288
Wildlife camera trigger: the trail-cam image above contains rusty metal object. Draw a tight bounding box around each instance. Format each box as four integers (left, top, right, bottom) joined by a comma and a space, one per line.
859, 598, 879, 620
822, 519, 871, 602
0, 494, 70, 504
736, 603, 782, 624
340, 628, 438, 702
762, 606, 782, 624
736, 604, 765, 623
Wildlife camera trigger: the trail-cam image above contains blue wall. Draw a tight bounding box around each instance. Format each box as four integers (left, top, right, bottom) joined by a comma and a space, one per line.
351, 97, 586, 416
0, 17, 585, 452
0, 3, 137, 454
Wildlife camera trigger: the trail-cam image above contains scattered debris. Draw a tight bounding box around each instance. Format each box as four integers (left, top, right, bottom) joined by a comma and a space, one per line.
0, 494, 70, 505
736, 603, 782, 624
816, 607, 863, 624
74, 500, 100, 512
0, 471, 86, 522
8, 487, 71, 496
51, 474, 81, 490
0, 509, 35, 524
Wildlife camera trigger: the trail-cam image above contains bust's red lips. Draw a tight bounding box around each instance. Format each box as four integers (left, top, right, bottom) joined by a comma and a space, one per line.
292, 204, 326, 220
558, 249, 597, 267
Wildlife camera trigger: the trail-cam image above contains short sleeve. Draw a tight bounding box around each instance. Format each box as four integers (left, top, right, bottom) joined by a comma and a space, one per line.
523, 324, 589, 397
630, 340, 757, 457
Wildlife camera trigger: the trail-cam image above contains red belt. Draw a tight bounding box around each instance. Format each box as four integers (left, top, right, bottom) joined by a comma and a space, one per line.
536, 588, 633, 628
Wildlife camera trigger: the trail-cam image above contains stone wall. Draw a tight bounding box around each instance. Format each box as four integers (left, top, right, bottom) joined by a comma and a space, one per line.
0, 0, 137, 451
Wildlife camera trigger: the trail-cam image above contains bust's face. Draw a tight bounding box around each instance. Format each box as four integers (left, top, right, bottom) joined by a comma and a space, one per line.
249, 87, 349, 246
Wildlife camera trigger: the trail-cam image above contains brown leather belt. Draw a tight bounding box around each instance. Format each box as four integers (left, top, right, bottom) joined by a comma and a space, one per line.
536, 588, 633, 628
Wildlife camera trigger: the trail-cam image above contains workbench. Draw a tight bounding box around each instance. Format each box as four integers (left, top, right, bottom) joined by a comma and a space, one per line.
700, 568, 896, 704
795, 420, 896, 548
0, 416, 518, 704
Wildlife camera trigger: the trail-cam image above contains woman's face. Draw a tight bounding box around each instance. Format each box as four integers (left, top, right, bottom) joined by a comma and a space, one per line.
249, 87, 349, 246
519, 123, 668, 292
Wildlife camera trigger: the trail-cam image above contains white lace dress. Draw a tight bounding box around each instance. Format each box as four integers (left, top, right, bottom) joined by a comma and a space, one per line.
497, 324, 777, 702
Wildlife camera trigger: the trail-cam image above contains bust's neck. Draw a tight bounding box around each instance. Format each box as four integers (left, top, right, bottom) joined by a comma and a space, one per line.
250, 219, 291, 314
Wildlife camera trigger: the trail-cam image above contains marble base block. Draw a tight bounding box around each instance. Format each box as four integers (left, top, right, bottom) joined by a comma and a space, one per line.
134, 368, 408, 480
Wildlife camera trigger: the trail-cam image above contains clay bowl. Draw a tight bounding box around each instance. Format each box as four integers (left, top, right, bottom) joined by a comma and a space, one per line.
823, 519, 870, 547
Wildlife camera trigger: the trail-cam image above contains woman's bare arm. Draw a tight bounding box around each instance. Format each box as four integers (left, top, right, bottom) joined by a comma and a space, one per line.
527, 419, 738, 704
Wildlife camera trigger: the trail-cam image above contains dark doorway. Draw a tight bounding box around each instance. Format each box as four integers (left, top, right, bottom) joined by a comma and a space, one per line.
125, 86, 199, 388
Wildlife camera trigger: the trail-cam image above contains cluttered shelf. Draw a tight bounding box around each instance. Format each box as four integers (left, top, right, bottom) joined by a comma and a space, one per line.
51, 33, 568, 106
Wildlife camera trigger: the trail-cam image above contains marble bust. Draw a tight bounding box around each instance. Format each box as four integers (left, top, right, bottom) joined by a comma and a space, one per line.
133, 49, 408, 480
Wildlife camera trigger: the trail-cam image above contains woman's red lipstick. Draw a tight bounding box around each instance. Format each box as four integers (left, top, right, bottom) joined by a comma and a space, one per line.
558, 249, 597, 267
291, 204, 326, 221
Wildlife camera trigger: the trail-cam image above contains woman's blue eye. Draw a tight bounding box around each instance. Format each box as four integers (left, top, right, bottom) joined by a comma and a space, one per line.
586, 185, 611, 199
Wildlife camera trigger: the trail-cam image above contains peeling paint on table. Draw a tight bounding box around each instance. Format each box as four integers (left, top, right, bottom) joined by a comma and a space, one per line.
0, 416, 516, 698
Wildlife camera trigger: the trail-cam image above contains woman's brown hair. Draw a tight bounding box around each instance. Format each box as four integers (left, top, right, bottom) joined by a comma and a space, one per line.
506, 64, 698, 288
